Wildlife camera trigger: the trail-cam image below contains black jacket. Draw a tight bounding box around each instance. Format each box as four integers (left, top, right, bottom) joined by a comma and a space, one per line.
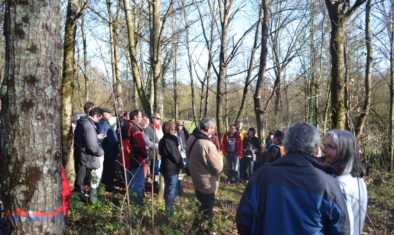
159, 133, 184, 177
74, 116, 104, 169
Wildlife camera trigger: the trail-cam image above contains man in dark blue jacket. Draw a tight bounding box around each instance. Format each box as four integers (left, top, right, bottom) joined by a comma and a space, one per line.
97, 108, 120, 192
236, 121, 350, 235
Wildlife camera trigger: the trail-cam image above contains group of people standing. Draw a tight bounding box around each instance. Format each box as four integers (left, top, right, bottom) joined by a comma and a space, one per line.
72, 103, 368, 234
221, 121, 285, 184
72, 102, 192, 216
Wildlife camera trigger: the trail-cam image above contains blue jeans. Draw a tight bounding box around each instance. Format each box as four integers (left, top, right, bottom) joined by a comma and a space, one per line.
226, 153, 240, 183
152, 159, 161, 188
164, 175, 179, 212
127, 166, 145, 204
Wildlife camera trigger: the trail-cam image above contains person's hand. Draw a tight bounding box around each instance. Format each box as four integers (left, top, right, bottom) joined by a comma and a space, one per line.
97, 134, 106, 139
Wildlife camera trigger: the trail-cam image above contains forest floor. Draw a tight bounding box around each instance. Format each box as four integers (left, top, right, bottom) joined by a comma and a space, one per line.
66, 169, 393, 235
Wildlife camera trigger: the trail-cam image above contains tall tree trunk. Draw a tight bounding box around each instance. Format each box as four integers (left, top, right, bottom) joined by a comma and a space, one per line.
355, 0, 372, 139
81, 14, 89, 102
325, 0, 366, 129
329, 18, 346, 129
344, 38, 352, 130
62, 0, 79, 184
254, 0, 270, 140
124, 0, 151, 115
308, 0, 318, 126
107, 0, 122, 108
173, 29, 179, 121
183, 7, 197, 126
235, 7, 263, 123
1, 1, 64, 233
114, 1, 123, 107
216, 0, 233, 139
390, 0, 394, 171
150, 0, 162, 114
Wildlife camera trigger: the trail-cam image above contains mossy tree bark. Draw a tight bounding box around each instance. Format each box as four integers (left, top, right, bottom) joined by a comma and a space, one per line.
1, 0, 64, 233
325, 0, 366, 129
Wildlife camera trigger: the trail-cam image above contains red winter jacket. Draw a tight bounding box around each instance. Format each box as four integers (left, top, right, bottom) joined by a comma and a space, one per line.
222, 132, 243, 158
121, 120, 147, 169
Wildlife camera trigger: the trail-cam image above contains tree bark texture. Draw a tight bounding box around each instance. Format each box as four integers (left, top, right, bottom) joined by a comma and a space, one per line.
325, 0, 366, 129
81, 15, 89, 102
1, 1, 64, 233
124, 0, 151, 115
355, 0, 372, 139
184, 8, 197, 126
150, 0, 163, 115
308, 1, 318, 126
254, 0, 270, 140
107, 0, 123, 108
62, 0, 78, 168
216, 0, 233, 139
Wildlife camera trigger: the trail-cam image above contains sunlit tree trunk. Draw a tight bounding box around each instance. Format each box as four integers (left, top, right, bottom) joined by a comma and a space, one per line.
81, 14, 89, 102
254, 0, 270, 140
216, 0, 233, 139
307, 0, 318, 126
325, 0, 366, 129
183, 7, 197, 126
63, 0, 85, 186
355, 0, 372, 139
1, 1, 64, 233
107, 0, 123, 107
124, 0, 151, 115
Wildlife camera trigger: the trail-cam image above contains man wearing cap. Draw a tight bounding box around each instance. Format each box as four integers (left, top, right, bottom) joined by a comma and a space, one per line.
97, 108, 120, 192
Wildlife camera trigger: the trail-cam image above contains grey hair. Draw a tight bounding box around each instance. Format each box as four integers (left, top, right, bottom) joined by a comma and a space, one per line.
199, 116, 216, 131
283, 121, 320, 155
324, 129, 357, 176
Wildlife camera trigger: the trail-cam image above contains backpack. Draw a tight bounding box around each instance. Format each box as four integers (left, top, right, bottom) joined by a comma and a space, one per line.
125, 123, 146, 168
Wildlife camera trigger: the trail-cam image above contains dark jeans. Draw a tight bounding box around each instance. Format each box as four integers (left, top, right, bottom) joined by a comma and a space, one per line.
164, 175, 179, 212
240, 157, 254, 181
195, 190, 215, 218
75, 164, 87, 193
102, 157, 116, 191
